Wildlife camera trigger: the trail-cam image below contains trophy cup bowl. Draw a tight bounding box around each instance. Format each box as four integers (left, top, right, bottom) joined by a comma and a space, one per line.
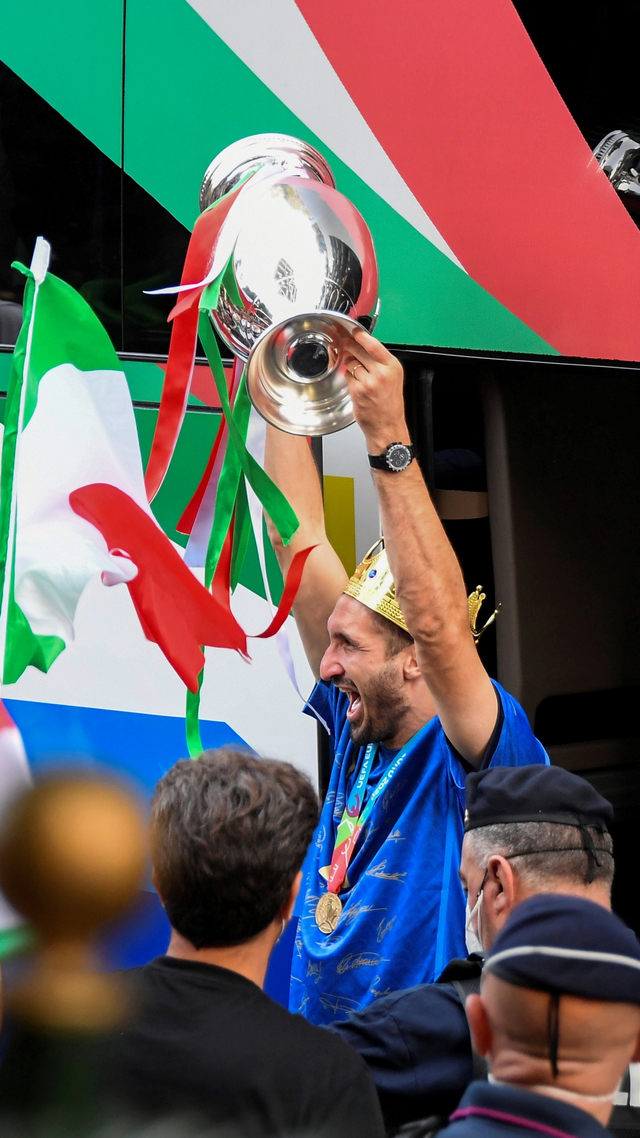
200, 135, 379, 435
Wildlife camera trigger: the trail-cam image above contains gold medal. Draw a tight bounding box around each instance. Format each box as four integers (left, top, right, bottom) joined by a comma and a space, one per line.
315, 891, 343, 934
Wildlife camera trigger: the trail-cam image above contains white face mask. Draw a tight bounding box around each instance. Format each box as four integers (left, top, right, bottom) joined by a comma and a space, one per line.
465, 872, 487, 956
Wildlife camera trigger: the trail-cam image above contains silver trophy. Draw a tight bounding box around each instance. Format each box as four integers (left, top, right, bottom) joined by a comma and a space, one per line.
199, 134, 379, 435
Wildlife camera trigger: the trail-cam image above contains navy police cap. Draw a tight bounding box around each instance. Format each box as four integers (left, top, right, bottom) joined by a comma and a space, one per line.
464, 764, 613, 832
485, 894, 640, 1004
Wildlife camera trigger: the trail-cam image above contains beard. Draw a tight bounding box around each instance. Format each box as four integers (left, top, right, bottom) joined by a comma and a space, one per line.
341, 661, 412, 748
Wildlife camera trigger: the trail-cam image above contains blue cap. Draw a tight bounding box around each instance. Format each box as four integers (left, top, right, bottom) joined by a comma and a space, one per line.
485, 894, 640, 1004
464, 765, 612, 833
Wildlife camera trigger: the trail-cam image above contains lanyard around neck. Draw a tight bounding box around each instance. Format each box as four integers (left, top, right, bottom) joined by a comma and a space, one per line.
326, 722, 430, 894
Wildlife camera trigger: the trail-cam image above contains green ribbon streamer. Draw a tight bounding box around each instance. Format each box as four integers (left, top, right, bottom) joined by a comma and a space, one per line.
184, 294, 301, 758
186, 671, 205, 758
200, 251, 244, 314
184, 334, 252, 756
230, 477, 252, 592
220, 255, 244, 310
205, 376, 252, 588
198, 313, 300, 547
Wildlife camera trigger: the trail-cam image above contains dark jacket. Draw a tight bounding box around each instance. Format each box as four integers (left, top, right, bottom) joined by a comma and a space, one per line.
330, 956, 640, 1136
438, 1081, 610, 1138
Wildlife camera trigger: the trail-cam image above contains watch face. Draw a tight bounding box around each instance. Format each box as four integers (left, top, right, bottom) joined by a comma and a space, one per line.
386, 443, 412, 471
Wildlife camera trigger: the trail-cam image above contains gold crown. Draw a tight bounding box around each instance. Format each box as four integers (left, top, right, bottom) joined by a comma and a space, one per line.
345, 540, 500, 645
468, 586, 501, 644
343, 539, 408, 631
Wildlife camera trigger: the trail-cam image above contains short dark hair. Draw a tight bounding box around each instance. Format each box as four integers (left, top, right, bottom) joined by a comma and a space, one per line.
150, 749, 318, 948
369, 607, 414, 658
466, 821, 614, 889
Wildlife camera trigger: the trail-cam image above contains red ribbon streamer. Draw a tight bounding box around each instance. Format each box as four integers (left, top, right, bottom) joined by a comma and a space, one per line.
209, 509, 315, 642
177, 424, 223, 537
144, 184, 246, 503
253, 544, 317, 639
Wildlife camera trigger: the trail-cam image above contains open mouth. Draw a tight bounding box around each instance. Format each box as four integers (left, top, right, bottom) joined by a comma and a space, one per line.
344, 686, 363, 723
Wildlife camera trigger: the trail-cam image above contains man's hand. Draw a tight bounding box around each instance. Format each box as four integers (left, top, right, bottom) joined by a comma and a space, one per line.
344, 329, 409, 454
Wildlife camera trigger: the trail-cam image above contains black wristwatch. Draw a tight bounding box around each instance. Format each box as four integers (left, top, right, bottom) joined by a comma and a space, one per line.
368, 442, 415, 473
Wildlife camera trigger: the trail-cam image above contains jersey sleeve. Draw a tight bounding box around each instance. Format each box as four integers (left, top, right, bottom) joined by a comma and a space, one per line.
327, 983, 474, 1129
484, 682, 549, 770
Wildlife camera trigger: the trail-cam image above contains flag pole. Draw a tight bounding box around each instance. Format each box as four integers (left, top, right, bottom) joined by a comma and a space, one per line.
0, 237, 51, 689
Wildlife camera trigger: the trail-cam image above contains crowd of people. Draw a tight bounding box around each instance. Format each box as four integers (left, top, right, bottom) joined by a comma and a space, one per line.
1, 328, 638, 1138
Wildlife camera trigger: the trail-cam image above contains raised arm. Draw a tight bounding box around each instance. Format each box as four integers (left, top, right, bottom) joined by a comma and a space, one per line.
264, 427, 348, 679
343, 330, 497, 766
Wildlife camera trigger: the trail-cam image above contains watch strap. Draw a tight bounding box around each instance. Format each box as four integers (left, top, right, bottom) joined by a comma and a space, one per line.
368, 452, 392, 469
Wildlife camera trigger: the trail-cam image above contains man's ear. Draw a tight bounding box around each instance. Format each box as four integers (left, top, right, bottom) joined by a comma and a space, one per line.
486, 855, 516, 924
282, 871, 303, 924
466, 993, 493, 1058
402, 644, 422, 682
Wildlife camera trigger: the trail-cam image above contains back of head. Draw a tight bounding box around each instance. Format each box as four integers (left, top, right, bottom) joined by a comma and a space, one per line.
464, 765, 614, 893
479, 975, 640, 1108
478, 895, 640, 1105
150, 749, 318, 949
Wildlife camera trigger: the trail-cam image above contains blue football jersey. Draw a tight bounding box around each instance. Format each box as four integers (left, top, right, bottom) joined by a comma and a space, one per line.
290, 681, 548, 1026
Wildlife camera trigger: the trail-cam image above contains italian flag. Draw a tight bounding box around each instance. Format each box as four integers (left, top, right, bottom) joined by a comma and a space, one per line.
0, 239, 246, 693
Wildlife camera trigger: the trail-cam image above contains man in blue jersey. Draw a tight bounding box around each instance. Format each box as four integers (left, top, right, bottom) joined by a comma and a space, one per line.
265, 328, 547, 1026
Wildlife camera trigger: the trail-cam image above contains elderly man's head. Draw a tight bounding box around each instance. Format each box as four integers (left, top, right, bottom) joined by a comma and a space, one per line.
459, 765, 614, 954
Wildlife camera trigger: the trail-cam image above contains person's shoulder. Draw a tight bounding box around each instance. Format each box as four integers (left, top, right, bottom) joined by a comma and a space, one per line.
488, 682, 549, 768
402, 715, 444, 760
385, 980, 468, 1026
269, 998, 370, 1077
436, 956, 483, 984
250, 997, 385, 1132
333, 979, 467, 1040
449, 1080, 610, 1138
114, 958, 167, 995
117, 957, 168, 979
113, 963, 146, 985
491, 682, 535, 731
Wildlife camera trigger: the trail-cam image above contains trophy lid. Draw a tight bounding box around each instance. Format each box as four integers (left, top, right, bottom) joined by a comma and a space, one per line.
200, 133, 336, 212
